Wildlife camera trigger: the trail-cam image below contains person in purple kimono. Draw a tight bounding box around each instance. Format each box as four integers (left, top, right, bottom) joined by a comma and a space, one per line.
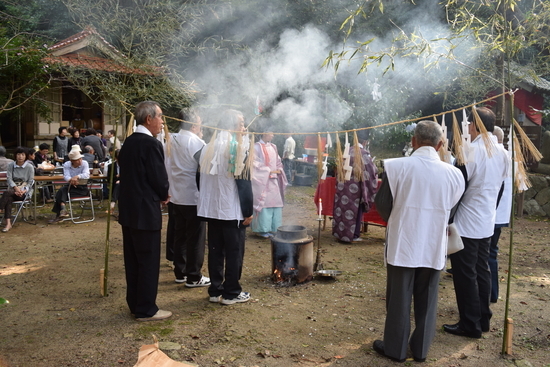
332, 130, 378, 242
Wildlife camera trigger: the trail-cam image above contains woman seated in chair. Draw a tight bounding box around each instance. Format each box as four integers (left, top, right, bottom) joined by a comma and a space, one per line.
50, 149, 90, 223
0, 147, 34, 232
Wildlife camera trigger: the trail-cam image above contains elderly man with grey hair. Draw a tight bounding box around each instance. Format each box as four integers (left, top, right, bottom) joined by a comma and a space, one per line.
0, 146, 14, 171
372, 120, 465, 363
118, 101, 172, 321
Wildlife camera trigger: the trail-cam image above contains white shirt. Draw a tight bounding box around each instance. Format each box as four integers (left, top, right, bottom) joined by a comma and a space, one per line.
283, 136, 295, 160
63, 160, 90, 182
495, 143, 513, 225
165, 130, 205, 205
384, 146, 465, 270
135, 124, 152, 137
454, 133, 510, 238
197, 131, 243, 221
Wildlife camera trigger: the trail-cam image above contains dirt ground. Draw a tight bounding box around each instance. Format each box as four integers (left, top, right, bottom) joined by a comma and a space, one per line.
1, 185, 549, 367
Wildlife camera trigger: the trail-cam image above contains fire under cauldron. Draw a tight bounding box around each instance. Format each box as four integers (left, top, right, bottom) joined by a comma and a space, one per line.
271, 225, 314, 285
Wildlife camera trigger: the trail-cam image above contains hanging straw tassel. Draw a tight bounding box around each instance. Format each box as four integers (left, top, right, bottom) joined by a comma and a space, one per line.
512, 130, 531, 192
224, 131, 233, 178
126, 113, 135, 138
335, 133, 345, 184
471, 107, 495, 157
200, 130, 218, 174
242, 133, 254, 180
352, 130, 364, 182
317, 133, 323, 179
452, 112, 465, 165
513, 119, 543, 162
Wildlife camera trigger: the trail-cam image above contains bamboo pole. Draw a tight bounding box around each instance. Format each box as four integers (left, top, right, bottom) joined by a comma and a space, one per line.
502, 2, 514, 355
102, 107, 123, 296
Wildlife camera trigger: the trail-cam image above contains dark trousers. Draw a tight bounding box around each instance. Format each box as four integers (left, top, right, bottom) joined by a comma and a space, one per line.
450, 236, 492, 334
0, 190, 23, 219
172, 204, 206, 282
207, 219, 246, 300
354, 204, 364, 239
165, 202, 175, 261
283, 158, 293, 183
383, 264, 440, 361
51, 184, 88, 215
122, 226, 161, 318
489, 227, 502, 302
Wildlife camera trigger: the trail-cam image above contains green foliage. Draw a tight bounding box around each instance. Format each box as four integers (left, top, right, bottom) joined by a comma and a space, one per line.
0, 32, 52, 116
326, 0, 550, 109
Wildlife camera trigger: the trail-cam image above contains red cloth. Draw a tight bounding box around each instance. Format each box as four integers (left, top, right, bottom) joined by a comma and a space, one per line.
486, 89, 543, 125
514, 89, 543, 125
314, 177, 387, 227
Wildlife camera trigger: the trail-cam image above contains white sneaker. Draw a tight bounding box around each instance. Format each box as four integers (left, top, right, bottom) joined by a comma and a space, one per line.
209, 295, 221, 303
221, 292, 251, 305
174, 276, 187, 284
136, 309, 172, 322
185, 276, 211, 288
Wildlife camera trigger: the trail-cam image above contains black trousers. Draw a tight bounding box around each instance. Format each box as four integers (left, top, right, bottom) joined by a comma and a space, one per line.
207, 219, 246, 300
489, 227, 502, 302
51, 184, 88, 215
171, 204, 206, 282
450, 236, 492, 334
165, 202, 175, 261
383, 264, 440, 361
122, 226, 161, 318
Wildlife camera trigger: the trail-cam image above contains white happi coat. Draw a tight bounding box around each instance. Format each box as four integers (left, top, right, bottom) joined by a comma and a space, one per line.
165, 130, 205, 206
384, 146, 465, 270
495, 142, 513, 225
454, 133, 510, 239
197, 131, 243, 221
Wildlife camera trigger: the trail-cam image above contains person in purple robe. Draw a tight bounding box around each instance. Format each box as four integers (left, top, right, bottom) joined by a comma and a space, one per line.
332, 130, 378, 242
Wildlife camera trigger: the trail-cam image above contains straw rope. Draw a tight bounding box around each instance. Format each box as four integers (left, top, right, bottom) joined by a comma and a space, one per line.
512, 119, 543, 162
512, 130, 532, 192
120, 90, 515, 136
451, 112, 465, 165
470, 106, 496, 158
352, 131, 364, 182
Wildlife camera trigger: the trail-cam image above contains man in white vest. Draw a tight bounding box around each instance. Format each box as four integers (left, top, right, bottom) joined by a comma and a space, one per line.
373, 120, 465, 362
444, 107, 509, 338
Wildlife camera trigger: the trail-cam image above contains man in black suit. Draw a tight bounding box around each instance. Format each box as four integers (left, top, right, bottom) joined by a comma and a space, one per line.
118, 101, 172, 321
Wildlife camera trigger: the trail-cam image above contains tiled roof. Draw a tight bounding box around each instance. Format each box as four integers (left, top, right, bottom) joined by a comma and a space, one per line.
44, 53, 163, 76
48, 26, 123, 58
46, 26, 163, 76
508, 62, 550, 92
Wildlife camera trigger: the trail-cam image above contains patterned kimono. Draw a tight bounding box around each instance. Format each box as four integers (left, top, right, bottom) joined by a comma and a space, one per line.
332, 146, 378, 242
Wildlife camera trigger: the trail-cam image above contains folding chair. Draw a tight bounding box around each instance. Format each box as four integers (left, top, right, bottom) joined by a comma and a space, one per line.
89, 179, 104, 208
7, 180, 35, 226
0, 172, 7, 195
63, 180, 95, 224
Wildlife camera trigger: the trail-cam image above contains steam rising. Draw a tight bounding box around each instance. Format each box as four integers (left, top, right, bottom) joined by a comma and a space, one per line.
175, 1, 481, 133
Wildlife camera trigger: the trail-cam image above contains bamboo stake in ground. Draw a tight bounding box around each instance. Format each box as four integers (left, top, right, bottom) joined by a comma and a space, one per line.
504, 318, 514, 355
100, 268, 105, 296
